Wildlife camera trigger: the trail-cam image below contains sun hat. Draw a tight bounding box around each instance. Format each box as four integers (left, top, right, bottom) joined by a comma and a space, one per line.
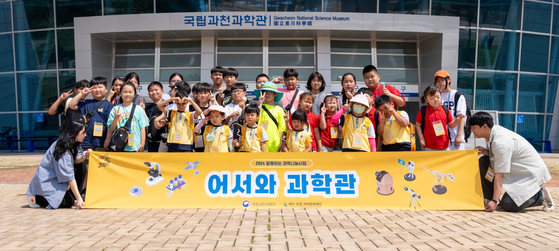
254, 82, 284, 103
434, 70, 451, 82
205, 105, 226, 115
349, 94, 370, 108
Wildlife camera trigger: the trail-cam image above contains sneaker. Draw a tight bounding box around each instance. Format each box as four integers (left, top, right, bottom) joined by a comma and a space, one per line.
27, 195, 41, 208
542, 187, 555, 212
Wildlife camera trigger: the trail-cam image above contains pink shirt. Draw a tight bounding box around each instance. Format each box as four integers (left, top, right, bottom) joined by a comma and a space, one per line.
279, 89, 301, 113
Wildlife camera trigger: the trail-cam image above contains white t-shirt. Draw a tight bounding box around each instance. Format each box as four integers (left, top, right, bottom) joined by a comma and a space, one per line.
441, 90, 467, 143
224, 103, 243, 127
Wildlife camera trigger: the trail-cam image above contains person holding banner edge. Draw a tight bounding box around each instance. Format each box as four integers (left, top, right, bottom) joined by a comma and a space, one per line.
27, 121, 92, 209
470, 112, 555, 212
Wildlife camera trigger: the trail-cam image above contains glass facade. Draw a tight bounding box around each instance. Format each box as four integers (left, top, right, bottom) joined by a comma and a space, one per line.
0, 0, 558, 151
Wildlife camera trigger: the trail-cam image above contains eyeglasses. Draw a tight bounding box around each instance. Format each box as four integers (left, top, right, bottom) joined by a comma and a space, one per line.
232, 90, 244, 94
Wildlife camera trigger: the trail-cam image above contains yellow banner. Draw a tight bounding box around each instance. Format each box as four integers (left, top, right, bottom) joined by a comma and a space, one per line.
87, 150, 484, 210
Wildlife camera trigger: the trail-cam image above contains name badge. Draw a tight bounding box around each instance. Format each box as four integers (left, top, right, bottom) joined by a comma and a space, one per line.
210, 146, 219, 153
330, 127, 338, 139
432, 120, 445, 136
128, 134, 134, 147
93, 122, 103, 137
352, 134, 362, 148
485, 167, 495, 182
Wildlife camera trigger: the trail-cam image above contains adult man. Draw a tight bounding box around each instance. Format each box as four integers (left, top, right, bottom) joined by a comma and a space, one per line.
434, 70, 468, 150
470, 112, 554, 212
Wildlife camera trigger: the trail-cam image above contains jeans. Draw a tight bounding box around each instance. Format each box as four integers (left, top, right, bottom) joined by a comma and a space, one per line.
478, 156, 544, 212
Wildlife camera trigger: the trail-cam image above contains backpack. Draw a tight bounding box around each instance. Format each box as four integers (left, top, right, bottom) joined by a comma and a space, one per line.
395, 111, 416, 151
453, 91, 472, 142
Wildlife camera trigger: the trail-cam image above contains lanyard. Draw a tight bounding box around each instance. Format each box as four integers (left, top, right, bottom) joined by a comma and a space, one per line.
427, 106, 442, 122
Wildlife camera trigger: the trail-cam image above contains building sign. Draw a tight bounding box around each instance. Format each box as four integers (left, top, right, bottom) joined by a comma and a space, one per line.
176, 12, 361, 30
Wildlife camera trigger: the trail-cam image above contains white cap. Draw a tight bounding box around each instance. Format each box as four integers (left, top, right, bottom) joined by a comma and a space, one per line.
350, 94, 370, 108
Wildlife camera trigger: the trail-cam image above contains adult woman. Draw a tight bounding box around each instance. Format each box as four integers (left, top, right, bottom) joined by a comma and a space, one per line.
27, 121, 92, 209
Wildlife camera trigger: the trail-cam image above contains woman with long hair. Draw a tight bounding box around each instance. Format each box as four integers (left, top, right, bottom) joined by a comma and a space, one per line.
27, 121, 92, 209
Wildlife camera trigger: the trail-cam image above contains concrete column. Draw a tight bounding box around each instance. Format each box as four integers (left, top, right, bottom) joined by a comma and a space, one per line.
200, 31, 215, 83
316, 31, 331, 94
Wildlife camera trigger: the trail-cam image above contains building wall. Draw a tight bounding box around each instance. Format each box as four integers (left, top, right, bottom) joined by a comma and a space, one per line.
0, 0, 557, 152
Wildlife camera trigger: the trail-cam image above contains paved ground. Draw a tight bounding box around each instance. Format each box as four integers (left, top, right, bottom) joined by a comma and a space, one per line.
1, 154, 559, 250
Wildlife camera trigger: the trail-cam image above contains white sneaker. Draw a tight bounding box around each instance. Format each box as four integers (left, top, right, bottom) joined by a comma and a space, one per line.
542, 187, 555, 212
27, 195, 41, 208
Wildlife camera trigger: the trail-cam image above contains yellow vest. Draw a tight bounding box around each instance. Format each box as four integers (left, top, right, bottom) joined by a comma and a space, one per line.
203, 125, 230, 153
167, 110, 195, 145
239, 125, 264, 153
286, 129, 312, 152
341, 114, 372, 152
383, 111, 411, 145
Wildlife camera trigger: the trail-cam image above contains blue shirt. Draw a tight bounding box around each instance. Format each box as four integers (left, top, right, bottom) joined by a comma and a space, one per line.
78, 99, 114, 148
27, 140, 83, 209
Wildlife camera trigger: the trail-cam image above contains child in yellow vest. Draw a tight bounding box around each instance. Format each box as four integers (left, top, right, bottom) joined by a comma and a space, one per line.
374, 94, 412, 151
281, 110, 313, 152
332, 94, 376, 152
154, 86, 202, 152
232, 103, 268, 152
195, 105, 231, 152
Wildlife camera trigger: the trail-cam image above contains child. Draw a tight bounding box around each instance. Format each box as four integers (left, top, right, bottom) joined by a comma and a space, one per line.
210, 66, 226, 94
105, 82, 149, 152
155, 85, 202, 152
161, 73, 184, 109
232, 103, 268, 152
434, 70, 469, 150
48, 79, 89, 131
339, 73, 357, 105
280, 69, 302, 114
374, 94, 412, 151
224, 83, 247, 126
255, 82, 286, 152
319, 95, 340, 152
251, 73, 284, 108
106, 76, 124, 105
217, 67, 238, 106
68, 76, 114, 152
191, 82, 213, 152
195, 105, 231, 153
306, 72, 327, 115
415, 85, 465, 151
124, 72, 147, 110
281, 110, 313, 152
356, 87, 383, 150
332, 94, 376, 152
288, 93, 321, 152
145, 81, 165, 152
362, 65, 405, 108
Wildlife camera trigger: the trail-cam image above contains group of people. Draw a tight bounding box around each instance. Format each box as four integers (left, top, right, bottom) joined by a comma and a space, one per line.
26, 65, 554, 213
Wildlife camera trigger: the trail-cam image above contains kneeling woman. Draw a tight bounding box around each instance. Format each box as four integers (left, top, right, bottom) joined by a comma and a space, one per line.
26, 121, 92, 209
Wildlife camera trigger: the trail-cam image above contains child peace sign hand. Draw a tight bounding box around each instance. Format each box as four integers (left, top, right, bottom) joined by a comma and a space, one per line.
81, 87, 91, 96
343, 100, 350, 111
114, 107, 124, 121
321, 106, 327, 114
139, 98, 145, 109
59, 89, 73, 101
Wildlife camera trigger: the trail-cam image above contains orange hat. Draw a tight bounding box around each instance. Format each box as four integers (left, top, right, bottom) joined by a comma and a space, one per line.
434, 70, 451, 82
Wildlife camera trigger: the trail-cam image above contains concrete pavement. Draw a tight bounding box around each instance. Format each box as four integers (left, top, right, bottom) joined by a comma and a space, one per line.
1, 183, 559, 250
